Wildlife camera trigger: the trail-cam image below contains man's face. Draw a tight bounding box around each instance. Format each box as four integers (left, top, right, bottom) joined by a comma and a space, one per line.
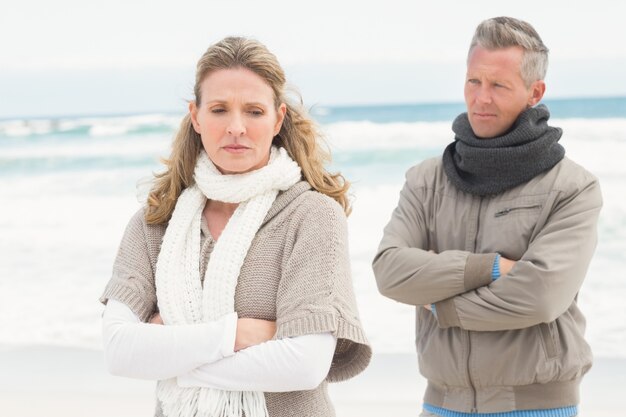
464, 45, 545, 138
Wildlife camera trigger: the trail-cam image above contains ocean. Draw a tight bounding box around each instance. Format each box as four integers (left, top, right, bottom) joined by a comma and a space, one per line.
1, 97, 625, 357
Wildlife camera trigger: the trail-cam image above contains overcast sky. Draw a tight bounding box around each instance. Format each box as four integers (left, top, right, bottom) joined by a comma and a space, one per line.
2, 0, 625, 118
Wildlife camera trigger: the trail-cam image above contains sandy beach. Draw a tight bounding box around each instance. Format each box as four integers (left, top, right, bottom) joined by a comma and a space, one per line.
0, 346, 623, 416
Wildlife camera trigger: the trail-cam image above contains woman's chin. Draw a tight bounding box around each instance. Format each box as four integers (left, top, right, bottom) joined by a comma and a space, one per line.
213, 160, 265, 175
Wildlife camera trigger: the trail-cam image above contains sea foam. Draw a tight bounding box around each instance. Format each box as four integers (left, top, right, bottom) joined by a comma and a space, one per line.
1, 112, 624, 356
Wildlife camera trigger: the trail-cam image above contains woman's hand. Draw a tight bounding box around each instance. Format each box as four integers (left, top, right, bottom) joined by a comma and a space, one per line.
235, 318, 276, 351
149, 312, 275, 351
149, 312, 164, 325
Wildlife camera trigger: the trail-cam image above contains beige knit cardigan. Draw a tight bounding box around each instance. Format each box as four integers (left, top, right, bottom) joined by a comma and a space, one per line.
100, 181, 372, 417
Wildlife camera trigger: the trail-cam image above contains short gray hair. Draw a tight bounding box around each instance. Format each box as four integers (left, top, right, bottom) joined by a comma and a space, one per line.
469, 16, 549, 87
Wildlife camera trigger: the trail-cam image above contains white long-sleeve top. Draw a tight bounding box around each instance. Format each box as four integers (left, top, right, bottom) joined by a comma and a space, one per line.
102, 299, 336, 392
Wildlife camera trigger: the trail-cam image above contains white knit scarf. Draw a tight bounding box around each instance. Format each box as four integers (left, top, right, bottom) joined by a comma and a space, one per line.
155, 146, 301, 417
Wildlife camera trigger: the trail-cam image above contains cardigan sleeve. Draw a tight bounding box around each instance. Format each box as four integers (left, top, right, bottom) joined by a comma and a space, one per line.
99, 208, 161, 322
103, 299, 237, 380
178, 333, 336, 392
274, 192, 371, 383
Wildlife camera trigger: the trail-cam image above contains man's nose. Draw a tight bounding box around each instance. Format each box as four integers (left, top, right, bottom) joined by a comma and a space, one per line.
475, 85, 492, 104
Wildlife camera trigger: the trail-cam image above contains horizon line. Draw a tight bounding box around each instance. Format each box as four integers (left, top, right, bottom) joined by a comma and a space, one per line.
2, 94, 626, 122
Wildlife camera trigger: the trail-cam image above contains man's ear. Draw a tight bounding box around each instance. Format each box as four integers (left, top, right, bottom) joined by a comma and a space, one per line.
528, 80, 546, 107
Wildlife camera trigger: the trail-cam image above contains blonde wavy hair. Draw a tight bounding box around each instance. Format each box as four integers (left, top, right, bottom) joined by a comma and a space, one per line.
146, 37, 350, 224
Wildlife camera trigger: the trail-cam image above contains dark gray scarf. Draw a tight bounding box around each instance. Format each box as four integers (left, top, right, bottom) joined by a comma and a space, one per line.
442, 104, 565, 196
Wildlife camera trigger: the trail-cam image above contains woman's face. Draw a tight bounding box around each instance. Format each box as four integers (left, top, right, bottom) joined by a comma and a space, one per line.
190, 67, 286, 174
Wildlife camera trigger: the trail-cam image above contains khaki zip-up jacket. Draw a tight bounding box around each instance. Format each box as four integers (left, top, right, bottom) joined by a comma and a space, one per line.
372, 156, 602, 413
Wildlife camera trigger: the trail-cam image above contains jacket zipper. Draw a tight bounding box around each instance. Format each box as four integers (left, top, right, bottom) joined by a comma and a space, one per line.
494, 204, 542, 217
467, 197, 483, 413
465, 330, 477, 413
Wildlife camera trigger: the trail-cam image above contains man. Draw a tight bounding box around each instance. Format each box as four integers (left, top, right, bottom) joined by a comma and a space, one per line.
373, 17, 602, 417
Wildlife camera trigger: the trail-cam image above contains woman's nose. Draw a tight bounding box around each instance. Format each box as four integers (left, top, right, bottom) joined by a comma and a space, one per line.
227, 114, 246, 136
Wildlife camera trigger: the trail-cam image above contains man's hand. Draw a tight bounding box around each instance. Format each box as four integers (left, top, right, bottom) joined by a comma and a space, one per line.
235, 318, 276, 351
500, 256, 517, 277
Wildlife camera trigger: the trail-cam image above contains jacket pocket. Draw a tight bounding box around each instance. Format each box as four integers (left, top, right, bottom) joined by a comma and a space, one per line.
493, 203, 542, 218
538, 321, 561, 360
480, 195, 547, 260
472, 327, 547, 387
416, 308, 467, 386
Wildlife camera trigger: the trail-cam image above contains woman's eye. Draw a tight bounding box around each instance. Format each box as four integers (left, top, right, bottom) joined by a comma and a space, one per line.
249, 109, 263, 116
211, 108, 226, 114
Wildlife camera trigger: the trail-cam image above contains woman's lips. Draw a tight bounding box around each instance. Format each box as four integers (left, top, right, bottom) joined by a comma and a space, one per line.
223, 145, 250, 154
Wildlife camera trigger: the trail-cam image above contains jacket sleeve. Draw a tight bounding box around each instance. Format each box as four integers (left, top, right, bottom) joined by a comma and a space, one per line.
435, 177, 602, 331
372, 166, 496, 306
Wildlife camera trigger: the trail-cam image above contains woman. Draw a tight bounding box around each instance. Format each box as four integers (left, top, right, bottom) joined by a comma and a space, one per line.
100, 37, 371, 417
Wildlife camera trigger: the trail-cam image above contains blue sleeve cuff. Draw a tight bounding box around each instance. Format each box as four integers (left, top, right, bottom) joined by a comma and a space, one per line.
492, 253, 501, 280
431, 304, 437, 317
